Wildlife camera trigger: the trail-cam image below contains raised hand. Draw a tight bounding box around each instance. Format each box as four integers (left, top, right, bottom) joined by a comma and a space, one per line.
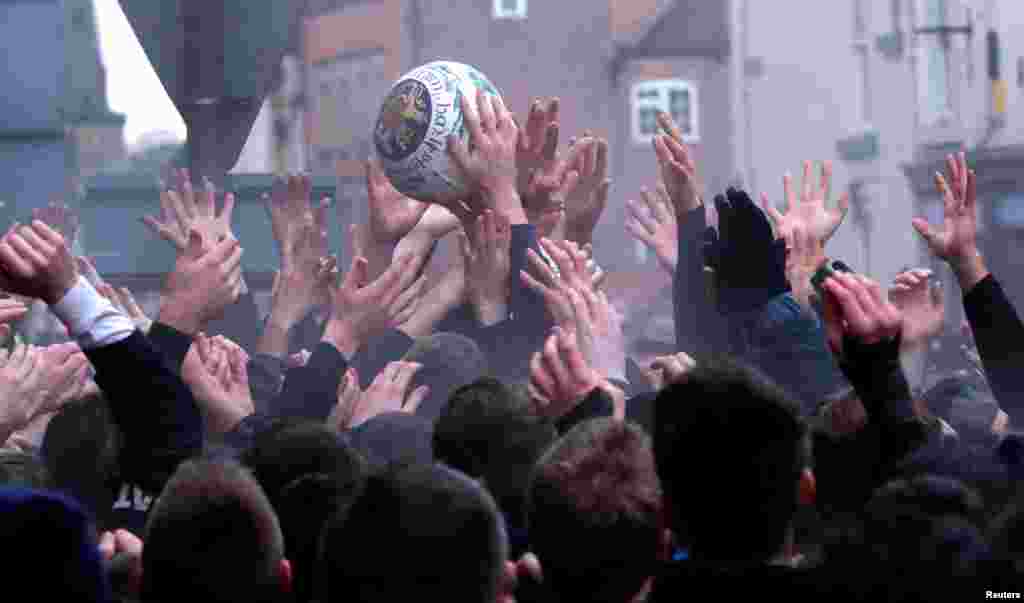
459, 210, 512, 326
529, 327, 603, 420
364, 159, 429, 246
521, 133, 585, 227
785, 222, 826, 312
0, 342, 45, 440
33, 202, 80, 250
447, 90, 524, 223
517, 97, 560, 197
144, 168, 237, 252
181, 333, 254, 434
520, 238, 593, 328
158, 231, 244, 335
0, 221, 79, 304
36, 341, 91, 415
566, 285, 626, 382
647, 352, 697, 390
323, 253, 426, 358
626, 184, 679, 275
342, 361, 428, 429
327, 367, 361, 431
912, 152, 987, 291
655, 111, 702, 215
564, 137, 610, 245
821, 272, 902, 357
266, 173, 330, 266
763, 160, 849, 246
888, 268, 944, 347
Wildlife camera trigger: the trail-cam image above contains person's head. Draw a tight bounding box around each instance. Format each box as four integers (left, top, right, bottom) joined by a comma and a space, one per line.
349, 411, 434, 470
527, 418, 665, 603
142, 458, 291, 603
242, 420, 365, 603
0, 487, 109, 602
433, 377, 558, 527
840, 475, 988, 577
318, 463, 507, 603
41, 393, 120, 521
403, 332, 488, 420
653, 356, 810, 562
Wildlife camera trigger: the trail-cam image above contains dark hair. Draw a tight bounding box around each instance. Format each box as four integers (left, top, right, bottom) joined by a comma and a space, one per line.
41, 393, 120, 523
142, 458, 286, 603
433, 377, 557, 528
318, 463, 507, 603
653, 356, 805, 562
242, 420, 366, 603
527, 418, 662, 603
829, 475, 988, 579
403, 332, 488, 420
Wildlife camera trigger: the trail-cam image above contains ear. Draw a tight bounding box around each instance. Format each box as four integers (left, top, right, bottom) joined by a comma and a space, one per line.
798, 468, 816, 507
278, 558, 293, 595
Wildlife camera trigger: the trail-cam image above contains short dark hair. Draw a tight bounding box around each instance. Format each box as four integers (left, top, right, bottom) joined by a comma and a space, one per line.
527, 418, 662, 603
834, 475, 989, 578
142, 458, 286, 603
403, 332, 488, 420
242, 420, 366, 603
318, 463, 507, 603
433, 377, 557, 527
41, 393, 120, 523
653, 356, 806, 562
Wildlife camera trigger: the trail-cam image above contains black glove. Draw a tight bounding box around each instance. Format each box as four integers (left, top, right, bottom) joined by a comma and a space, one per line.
706, 188, 789, 314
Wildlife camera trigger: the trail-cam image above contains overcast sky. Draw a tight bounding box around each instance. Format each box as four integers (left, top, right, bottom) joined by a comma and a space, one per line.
94, 0, 187, 146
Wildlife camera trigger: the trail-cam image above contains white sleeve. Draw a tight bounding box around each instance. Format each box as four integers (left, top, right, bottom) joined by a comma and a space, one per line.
50, 276, 136, 350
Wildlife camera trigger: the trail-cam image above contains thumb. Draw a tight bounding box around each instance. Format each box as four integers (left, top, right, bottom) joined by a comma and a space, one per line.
911, 219, 939, 247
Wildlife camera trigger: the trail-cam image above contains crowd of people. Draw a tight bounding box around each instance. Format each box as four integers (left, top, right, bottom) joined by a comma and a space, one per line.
2, 87, 1024, 602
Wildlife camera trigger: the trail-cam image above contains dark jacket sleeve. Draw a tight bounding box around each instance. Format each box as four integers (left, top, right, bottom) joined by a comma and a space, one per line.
351, 329, 416, 388
269, 341, 349, 422
146, 322, 193, 373
85, 331, 203, 495
248, 353, 285, 413
963, 275, 1024, 423
555, 387, 614, 434
813, 335, 928, 511
202, 290, 263, 353
673, 206, 724, 356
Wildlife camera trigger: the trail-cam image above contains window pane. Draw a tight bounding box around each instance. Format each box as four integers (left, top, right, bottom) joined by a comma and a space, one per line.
921, 37, 951, 123
920, 0, 945, 27
638, 107, 659, 136
669, 89, 690, 134
502, 0, 519, 11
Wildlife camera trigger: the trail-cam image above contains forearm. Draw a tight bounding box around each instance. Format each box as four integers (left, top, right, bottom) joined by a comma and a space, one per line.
963, 274, 1024, 421
256, 309, 299, 359
673, 206, 724, 355
399, 281, 464, 338
147, 322, 194, 373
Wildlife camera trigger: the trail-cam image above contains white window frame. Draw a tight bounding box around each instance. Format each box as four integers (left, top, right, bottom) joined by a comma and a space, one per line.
914, 0, 956, 127
493, 0, 527, 20
631, 79, 699, 145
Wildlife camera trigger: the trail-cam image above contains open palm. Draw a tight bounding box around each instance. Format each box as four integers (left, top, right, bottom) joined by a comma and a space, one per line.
763, 160, 849, 245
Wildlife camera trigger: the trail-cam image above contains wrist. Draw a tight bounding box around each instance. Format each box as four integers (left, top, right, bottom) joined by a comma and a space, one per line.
470, 294, 508, 327
322, 318, 361, 360
951, 250, 988, 292
487, 186, 528, 225
158, 299, 202, 335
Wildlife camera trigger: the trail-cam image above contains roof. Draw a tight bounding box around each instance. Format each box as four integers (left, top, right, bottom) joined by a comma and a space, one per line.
612, 0, 732, 75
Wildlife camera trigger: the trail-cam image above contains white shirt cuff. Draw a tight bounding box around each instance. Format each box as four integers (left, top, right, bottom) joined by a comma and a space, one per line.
51, 276, 136, 350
